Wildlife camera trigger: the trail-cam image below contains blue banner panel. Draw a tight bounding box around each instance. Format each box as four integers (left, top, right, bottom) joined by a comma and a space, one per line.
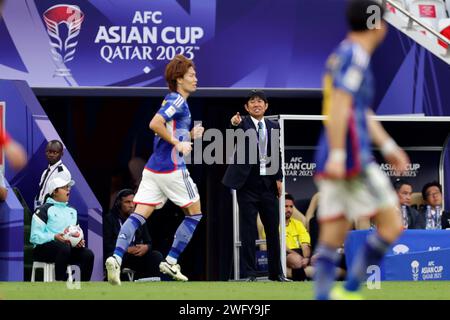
0, 0, 347, 88
284, 148, 442, 209
345, 230, 450, 281
384, 248, 450, 281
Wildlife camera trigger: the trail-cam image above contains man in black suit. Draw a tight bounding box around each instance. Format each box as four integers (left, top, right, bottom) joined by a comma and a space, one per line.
393, 179, 420, 229
416, 181, 450, 229
222, 90, 289, 281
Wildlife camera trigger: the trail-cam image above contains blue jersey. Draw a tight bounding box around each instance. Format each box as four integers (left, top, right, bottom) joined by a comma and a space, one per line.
146, 92, 192, 173
315, 40, 375, 178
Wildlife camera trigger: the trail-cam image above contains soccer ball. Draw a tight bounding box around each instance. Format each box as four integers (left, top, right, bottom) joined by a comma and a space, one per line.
63, 225, 84, 247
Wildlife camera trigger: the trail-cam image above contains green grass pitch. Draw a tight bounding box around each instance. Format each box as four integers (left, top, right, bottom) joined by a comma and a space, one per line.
0, 281, 449, 300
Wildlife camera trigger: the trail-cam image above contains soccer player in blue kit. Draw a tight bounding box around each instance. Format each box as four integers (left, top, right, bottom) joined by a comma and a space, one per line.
106, 55, 204, 285
313, 0, 410, 299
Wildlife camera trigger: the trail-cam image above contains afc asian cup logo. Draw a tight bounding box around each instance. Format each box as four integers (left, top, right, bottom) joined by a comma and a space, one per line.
411, 260, 420, 281
43, 4, 84, 77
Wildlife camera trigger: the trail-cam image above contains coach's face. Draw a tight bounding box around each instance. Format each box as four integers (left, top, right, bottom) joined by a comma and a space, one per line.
245, 97, 268, 120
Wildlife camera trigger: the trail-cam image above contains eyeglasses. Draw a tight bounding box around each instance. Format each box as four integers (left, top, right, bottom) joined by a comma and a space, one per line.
426, 192, 441, 198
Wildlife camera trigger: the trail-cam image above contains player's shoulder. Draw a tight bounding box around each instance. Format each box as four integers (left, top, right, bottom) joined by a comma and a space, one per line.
341, 41, 369, 68
59, 162, 70, 173
162, 92, 185, 109
34, 203, 53, 216
329, 40, 369, 71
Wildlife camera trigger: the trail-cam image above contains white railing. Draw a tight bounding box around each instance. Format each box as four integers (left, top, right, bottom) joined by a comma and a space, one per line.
384, 0, 450, 58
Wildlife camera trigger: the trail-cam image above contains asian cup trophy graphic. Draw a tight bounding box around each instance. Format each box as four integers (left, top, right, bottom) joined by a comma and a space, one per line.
43, 4, 84, 77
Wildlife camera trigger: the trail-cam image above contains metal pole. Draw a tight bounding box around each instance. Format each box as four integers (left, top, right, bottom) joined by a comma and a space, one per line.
279, 116, 287, 276
439, 134, 450, 211
232, 189, 240, 280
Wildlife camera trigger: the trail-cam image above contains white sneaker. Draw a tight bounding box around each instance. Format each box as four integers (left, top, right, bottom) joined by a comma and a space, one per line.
159, 261, 188, 281
105, 256, 121, 285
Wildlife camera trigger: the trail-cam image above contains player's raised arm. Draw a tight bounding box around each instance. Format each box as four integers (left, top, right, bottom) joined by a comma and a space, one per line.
324, 89, 352, 179
366, 109, 409, 174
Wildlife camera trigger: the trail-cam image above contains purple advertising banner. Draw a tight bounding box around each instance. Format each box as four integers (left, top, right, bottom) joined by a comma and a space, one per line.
0, 0, 348, 88
285, 148, 442, 206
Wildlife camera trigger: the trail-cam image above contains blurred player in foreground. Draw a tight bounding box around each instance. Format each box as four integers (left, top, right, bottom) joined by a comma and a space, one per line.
313, 0, 409, 300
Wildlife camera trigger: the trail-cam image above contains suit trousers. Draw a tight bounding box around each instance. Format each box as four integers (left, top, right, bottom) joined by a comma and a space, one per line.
237, 177, 282, 279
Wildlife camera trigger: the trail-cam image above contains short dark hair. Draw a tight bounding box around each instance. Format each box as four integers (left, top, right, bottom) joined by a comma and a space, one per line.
47, 140, 63, 151
346, 0, 385, 31
113, 188, 135, 210
393, 178, 411, 192
164, 54, 195, 92
285, 194, 295, 203
246, 90, 268, 104
421, 181, 442, 200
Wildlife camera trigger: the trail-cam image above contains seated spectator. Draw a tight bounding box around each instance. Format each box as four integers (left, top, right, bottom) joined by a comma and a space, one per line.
103, 189, 163, 281
262, 194, 313, 281
417, 181, 450, 229
30, 177, 94, 281
393, 178, 420, 229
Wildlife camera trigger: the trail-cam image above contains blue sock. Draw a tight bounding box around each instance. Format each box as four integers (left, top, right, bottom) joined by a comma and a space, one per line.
113, 213, 146, 264
345, 232, 390, 292
314, 244, 341, 300
166, 214, 202, 264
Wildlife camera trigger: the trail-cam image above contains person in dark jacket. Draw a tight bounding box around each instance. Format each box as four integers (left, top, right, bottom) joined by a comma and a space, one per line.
416, 181, 450, 229
103, 189, 163, 280
393, 179, 420, 229
222, 90, 288, 282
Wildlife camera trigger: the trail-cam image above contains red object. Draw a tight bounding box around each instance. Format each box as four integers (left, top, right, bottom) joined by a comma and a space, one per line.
0, 131, 11, 147
419, 4, 437, 18
387, 3, 396, 13
439, 25, 450, 49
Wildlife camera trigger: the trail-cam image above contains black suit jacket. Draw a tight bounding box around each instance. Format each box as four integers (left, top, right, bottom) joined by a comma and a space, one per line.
414, 206, 450, 229
442, 210, 450, 229
103, 209, 152, 260
403, 205, 421, 229
222, 116, 283, 190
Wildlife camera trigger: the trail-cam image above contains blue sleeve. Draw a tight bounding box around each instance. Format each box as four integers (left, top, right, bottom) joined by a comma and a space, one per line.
30, 210, 55, 246
157, 95, 184, 122
332, 47, 368, 95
